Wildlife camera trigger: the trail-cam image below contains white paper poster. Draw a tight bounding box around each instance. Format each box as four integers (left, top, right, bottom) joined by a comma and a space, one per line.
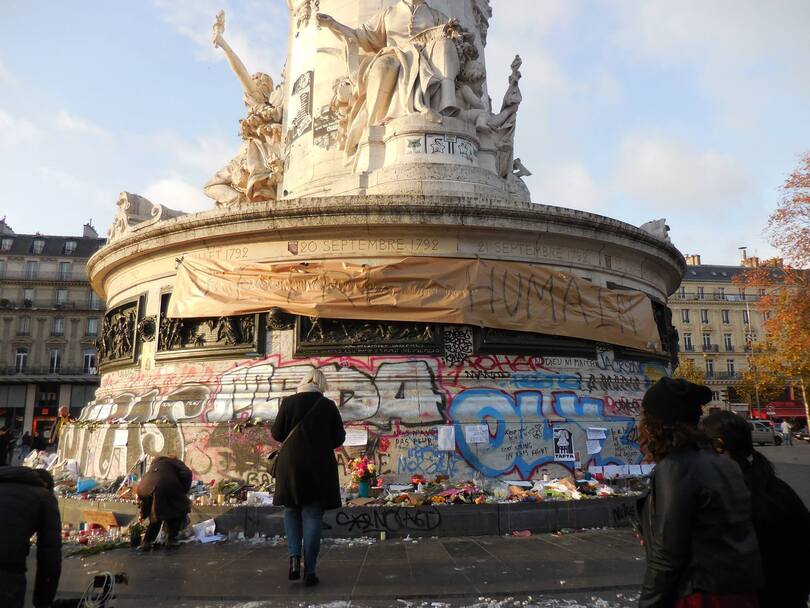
464, 424, 489, 444
344, 428, 368, 447
586, 427, 608, 440
553, 428, 575, 462
438, 425, 456, 451
113, 429, 129, 446
586, 439, 603, 455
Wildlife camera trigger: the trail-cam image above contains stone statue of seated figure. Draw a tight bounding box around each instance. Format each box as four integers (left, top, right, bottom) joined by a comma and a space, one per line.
316, 0, 464, 158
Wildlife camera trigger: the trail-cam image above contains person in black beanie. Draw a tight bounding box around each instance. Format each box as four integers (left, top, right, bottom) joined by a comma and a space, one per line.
637, 377, 763, 608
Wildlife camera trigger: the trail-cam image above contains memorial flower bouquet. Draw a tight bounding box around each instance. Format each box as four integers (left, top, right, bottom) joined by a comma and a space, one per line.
349, 456, 377, 484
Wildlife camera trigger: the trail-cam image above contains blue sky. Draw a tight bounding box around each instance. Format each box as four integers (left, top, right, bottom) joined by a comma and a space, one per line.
2, 0, 809, 265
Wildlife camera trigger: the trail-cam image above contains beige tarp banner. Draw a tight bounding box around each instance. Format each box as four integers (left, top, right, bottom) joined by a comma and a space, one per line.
169, 257, 662, 353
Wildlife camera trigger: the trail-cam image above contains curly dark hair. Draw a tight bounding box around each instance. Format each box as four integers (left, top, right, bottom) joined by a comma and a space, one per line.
638, 412, 709, 462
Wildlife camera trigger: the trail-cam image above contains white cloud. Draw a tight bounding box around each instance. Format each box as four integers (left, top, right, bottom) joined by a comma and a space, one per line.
615, 135, 754, 209
612, 0, 810, 118
151, 0, 287, 77
54, 110, 109, 137
531, 162, 603, 211
143, 177, 211, 212
0, 108, 42, 148
143, 132, 239, 174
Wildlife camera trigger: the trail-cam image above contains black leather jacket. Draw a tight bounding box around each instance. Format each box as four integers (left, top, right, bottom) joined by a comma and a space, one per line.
638, 446, 762, 607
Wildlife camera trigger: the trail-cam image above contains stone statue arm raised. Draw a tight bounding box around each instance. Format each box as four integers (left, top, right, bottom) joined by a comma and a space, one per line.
317, 11, 389, 54
212, 12, 266, 107
316, 13, 359, 46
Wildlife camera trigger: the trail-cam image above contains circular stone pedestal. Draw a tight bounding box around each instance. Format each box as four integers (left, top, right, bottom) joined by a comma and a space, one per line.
59, 195, 683, 487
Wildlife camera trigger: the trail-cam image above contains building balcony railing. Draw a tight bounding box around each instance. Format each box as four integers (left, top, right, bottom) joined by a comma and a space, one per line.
0, 299, 105, 310
706, 371, 742, 380
683, 345, 695, 352
702, 345, 720, 352
0, 366, 99, 376
672, 293, 760, 302
0, 270, 90, 282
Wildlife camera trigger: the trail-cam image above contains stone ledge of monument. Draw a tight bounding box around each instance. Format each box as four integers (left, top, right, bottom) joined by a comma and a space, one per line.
57, 496, 638, 539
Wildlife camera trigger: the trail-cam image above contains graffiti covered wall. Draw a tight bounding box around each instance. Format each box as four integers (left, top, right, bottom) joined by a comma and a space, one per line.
60, 349, 666, 484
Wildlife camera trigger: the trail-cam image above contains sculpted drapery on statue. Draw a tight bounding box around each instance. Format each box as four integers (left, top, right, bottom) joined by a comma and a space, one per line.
316, 0, 469, 158
204, 11, 286, 207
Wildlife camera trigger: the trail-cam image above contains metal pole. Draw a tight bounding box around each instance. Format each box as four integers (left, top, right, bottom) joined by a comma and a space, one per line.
745, 297, 761, 415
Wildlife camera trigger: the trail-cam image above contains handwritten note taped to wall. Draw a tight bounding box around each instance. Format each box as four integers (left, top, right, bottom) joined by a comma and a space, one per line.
169, 257, 662, 353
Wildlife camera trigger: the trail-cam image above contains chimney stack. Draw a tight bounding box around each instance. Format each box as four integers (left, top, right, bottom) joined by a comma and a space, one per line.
0, 217, 14, 235
83, 221, 98, 239
684, 254, 701, 266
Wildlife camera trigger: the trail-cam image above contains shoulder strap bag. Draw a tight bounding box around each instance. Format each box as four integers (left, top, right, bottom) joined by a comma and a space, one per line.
267, 395, 325, 478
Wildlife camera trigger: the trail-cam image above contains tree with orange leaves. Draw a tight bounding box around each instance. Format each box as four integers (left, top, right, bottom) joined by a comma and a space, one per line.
767, 151, 810, 268
736, 152, 810, 421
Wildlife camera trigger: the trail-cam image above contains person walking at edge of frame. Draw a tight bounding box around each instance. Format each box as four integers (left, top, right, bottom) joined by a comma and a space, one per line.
272, 369, 346, 587
636, 377, 763, 608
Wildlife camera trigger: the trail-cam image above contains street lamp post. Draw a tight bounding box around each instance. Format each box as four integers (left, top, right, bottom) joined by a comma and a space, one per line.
739, 246, 762, 417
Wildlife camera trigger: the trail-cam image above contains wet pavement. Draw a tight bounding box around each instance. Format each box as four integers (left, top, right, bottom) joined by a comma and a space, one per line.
40, 529, 645, 607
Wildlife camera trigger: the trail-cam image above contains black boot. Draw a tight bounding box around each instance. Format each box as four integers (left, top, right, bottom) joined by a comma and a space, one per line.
303, 572, 319, 587
288, 555, 301, 580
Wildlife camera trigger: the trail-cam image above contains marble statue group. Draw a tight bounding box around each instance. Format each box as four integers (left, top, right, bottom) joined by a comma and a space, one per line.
203, 0, 530, 208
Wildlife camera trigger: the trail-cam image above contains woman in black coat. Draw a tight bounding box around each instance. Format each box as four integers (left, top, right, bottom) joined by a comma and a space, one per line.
702, 411, 810, 608
136, 455, 193, 550
271, 369, 345, 587
637, 378, 762, 608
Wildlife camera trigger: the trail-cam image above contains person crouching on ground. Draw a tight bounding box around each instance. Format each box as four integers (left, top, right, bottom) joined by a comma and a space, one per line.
701, 411, 810, 608
0, 467, 62, 608
271, 369, 346, 587
637, 377, 763, 608
136, 454, 193, 550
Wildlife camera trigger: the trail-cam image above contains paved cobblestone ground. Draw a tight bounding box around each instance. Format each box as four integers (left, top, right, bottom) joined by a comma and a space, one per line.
27, 444, 808, 607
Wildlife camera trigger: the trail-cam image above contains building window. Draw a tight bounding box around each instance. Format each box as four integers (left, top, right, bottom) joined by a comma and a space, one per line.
678, 287, 685, 299
727, 360, 735, 374
56, 289, 68, 305
89, 289, 102, 309
700, 309, 709, 324
721, 309, 730, 324
683, 333, 693, 351
83, 350, 97, 374
0, 260, 4, 278
58, 261, 71, 280
51, 317, 64, 336
711, 390, 720, 402
681, 309, 690, 323
703, 333, 712, 348
48, 349, 61, 373
706, 359, 714, 376
759, 288, 766, 297
17, 316, 31, 336
64, 240, 77, 255
23, 288, 34, 306
86, 318, 99, 336
31, 239, 45, 254
724, 334, 733, 351
25, 260, 38, 279
697, 286, 704, 299
15, 347, 28, 372
1, 237, 13, 251
742, 309, 750, 324
716, 287, 725, 300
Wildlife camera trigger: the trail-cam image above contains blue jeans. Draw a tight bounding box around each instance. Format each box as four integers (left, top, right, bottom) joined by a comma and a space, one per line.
284, 502, 324, 574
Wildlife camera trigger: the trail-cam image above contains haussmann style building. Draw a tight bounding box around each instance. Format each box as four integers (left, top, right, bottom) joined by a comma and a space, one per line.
0, 218, 106, 438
